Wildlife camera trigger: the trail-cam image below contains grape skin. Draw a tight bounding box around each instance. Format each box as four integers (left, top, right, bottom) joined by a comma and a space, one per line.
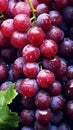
0, 0, 73, 130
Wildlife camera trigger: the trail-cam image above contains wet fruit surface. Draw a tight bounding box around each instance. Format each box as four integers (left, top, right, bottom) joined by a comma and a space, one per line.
0, 0, 73, 129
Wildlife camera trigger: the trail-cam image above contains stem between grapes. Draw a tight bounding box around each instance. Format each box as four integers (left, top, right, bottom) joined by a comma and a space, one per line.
0, 12, 4, 19
39, 62, 43, 71
28, 0, 37, 23
40, 65, 43, 71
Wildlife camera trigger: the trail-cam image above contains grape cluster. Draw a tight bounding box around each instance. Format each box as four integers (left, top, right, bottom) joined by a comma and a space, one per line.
0, 0, 73, 130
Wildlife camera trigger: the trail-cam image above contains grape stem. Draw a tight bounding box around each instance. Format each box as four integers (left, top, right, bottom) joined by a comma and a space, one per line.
39, 62, 43, 71
28, 0, 37, 22
40, 65, 42, 71
0, 12, 4, 19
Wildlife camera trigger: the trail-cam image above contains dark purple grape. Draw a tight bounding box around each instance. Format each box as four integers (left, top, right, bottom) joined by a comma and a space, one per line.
42, 56, 61, 73
64, 79, 73, 99
13, 68, 23, 81
0, 30, 11, 47
55, 0, 68, 8
49, 10, 62, 26
59, 22, 69, 34
35, 109, 52, 125
67, 65, 73, 79
69, 27, 73, 40
47, 26, 62, 43
21, 96, 35, 109
21, 126, 34, 130
56, 58, 67, 80
1, 1, 73, 130
50, 125, 58, 130
59, 38, 73, 57
50, 95, 65, 113
51, 111, 63, 125
66, 100, 73, 119
0, 64, 8, 84
1, 47, 17, 61
20, 109, 35, 126
34, 90, 51, 110
63, 6, 73, 22
34, 121, 50, 130
49, 80, 62, 96
58, 123, 71, 130
37, 0, 51, 4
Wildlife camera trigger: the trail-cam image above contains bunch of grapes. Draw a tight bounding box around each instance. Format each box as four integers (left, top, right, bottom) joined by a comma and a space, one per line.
0, 0, 73, 130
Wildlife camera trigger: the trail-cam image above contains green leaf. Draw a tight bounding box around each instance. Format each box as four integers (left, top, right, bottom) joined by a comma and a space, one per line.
0, 84, 19, 130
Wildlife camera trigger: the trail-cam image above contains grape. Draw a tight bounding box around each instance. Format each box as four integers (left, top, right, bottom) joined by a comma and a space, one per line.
42, 56, 61, 72
22, 44, 40, 62
40, 39, 58, 58
37, 0, 51, 4
1, 47, 17, 61
67, 65, 73, 79
37, 13, 52, 30
51, 111, 63, 125
0, 30, 10, 47
63, 6, 73, 22
56, 58, 67, 80
64, 79, 73, 99
20, 79, 39, 97
20, 109, 35, 126
13, 14, 31, 32
50, 95, 65, 113
0, 64, 8, 84
11, 31, 27, 48
13, 68, 23, 81
21, 96, 35, 109
23, 62, 40, 78
66, 100, 73, 119
59, 38, 73, 57
25, 0, 39, 9
13, 1, 31, 16
15, 79, 24, 92
1, 19, 14, 37
6, 0, 16, 18
0, 0, 8, 12
50, 125, 58, 130
37, 69, 55, 88
49, 80, 62, 96
55, 0, 68, 8
47, 26, 62, 43
0, 81, 12, 90
36, 3, 49, 16
35, 109, 52, 125
0, 0, 73, 129
34, 121, 50, 130
69, 27, 73, 40
14, 57, 25, 74
58, 123, 71, 130
27, 26, 45, 47
49, 10, 62, 26
34, 90, 51, 110
21, 126, 34, 130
